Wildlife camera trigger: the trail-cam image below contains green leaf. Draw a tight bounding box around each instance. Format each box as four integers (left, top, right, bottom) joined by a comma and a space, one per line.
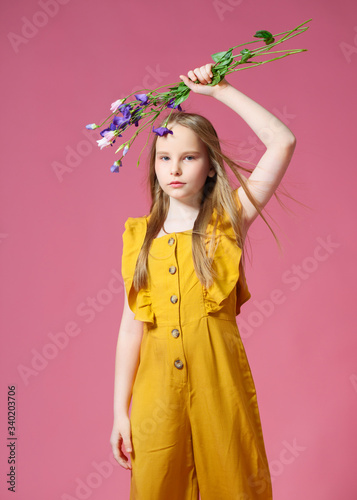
166, 82, 187, 94
240, 48, 253, 63
174, 90, 187, 99
173, 89, 190, 106
211, 50, 228, 63
254, 30, 275, 45
211, 48, 233, 65
209, 74, 224, 85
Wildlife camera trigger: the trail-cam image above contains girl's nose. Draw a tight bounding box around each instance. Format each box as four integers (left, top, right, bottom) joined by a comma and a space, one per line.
171, 160, 182, 174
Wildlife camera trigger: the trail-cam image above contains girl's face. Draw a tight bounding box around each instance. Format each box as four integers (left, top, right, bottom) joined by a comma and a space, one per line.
155, 124, 216, 206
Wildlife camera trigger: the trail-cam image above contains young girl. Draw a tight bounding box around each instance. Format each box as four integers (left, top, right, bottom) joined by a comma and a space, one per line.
110, 62, 296, 499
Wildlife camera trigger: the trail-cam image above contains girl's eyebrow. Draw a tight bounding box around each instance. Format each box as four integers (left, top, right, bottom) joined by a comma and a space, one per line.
156, 151, 201, 155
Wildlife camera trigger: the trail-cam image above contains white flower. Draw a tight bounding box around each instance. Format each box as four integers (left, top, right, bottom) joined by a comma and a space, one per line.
96, 131, 116, 150
110, 99, 124, 112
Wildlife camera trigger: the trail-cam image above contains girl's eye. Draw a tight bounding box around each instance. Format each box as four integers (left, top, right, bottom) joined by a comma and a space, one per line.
158, 155, 196, 161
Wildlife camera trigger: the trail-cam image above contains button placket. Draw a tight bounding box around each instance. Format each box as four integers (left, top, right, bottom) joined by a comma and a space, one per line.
174, 359, 184, 370
171, 328, 180, 338
170, 294, 178, 304
167, 235, 186, 377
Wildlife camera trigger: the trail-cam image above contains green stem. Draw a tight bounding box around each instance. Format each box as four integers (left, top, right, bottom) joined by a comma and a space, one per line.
213, 18, 311, 62
239, 27, 309, 59
136, 122, 155, 168
241, 48, 305, 58
225, 50, 308, 74
91, 18, 311, 168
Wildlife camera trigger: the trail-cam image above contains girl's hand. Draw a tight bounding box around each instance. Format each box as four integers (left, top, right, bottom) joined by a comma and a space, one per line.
179, 63, 230, 97
110, 414, 133, 470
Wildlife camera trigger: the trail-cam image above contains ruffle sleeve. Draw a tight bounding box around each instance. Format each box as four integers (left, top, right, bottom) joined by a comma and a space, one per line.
202, 195, 251, 316
121, 217, 155, 325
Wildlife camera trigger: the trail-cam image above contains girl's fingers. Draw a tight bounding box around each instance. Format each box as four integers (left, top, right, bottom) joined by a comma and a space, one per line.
119, 448, 132, 469
204, 63, 214, 78
188, 64, 214, 84
111, 435, 132, 470
199, 63, 214, 82
188, 68, 209, 84
187, 69, 198, 82
196, 67, 211, 84
179, 63, 216, 94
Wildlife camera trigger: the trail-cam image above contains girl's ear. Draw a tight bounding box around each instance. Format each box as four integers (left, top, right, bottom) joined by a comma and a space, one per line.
208, 166, 217, 177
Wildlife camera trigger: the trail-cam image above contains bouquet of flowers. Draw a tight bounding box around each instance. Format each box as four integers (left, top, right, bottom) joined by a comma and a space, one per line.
85, 18, 311, 172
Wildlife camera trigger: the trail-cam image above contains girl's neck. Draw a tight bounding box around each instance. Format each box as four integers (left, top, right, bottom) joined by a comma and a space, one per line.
166, 198, 200, 222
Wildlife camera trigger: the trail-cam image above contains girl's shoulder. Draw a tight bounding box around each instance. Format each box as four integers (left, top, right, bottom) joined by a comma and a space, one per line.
122, 216, 149, 253
121, 216, 147, 280
123, 215, 148, 233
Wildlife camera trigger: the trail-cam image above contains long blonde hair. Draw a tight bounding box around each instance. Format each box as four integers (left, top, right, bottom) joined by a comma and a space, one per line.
133, 110, 289, 292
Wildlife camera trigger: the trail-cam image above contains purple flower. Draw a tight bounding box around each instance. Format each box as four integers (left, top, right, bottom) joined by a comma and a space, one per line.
118, 104, 132, 118
135, 94, 149, 106
86, 123, 98, 129
112, 115, 130, 131
131, 105, 143, 127
110, 160, 122, 173
100, 127, 112, 137
152, 126, 173, 137
167, 99, 183, 111
110, 104, 132, 131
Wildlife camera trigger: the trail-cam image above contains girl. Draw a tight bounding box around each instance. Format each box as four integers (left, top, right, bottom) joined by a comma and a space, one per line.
110, 62, 296, 499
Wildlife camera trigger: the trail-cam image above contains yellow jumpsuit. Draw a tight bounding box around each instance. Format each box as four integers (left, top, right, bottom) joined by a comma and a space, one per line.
121, 193, 273, 500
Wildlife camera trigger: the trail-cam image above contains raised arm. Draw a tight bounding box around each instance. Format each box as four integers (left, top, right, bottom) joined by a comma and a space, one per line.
110, 290, 143, 470
179, 64, 297, 231
212, 83, 296, 231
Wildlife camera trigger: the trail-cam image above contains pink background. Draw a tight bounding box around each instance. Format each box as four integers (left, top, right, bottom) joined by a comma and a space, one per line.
1, 0, 357, 499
